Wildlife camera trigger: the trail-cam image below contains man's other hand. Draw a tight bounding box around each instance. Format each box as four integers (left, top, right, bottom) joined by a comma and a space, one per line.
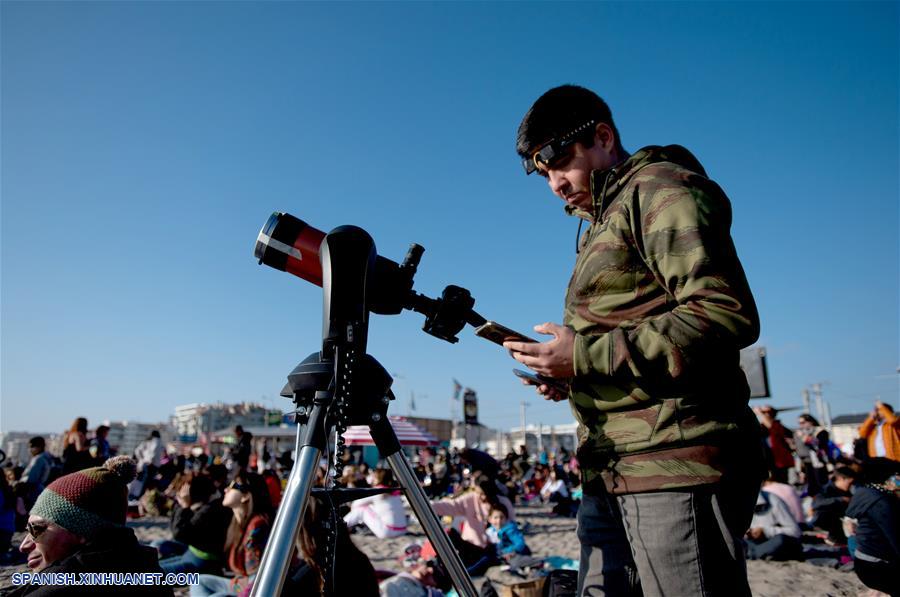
515, 376, 568, 402
503, 322, 575, 379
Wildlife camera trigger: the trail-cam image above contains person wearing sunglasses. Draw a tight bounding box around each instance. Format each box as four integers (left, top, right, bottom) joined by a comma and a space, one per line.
503, 85, 762, 597
189, 473, 273, 597
8, 456, 172, 596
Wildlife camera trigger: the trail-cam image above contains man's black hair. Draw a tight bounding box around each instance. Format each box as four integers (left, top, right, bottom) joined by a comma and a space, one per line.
150, 430, 161, 438
29, 436, 45, 450
517, 84, 624, 158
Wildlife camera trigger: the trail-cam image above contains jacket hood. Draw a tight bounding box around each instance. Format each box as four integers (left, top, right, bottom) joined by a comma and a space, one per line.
565, 144, 708, 222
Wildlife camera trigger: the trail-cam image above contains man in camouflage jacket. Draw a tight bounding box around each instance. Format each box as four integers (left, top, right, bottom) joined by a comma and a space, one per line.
505, 85, 764, 597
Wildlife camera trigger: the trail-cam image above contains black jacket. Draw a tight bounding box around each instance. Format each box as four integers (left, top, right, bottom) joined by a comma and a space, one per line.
2, 527, 173, 596
846, 485, 900, 563
170, 500, 232, 558
812, 481, 852, 540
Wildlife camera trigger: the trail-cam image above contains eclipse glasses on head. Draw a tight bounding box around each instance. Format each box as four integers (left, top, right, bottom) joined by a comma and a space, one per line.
522, 120, 597, 175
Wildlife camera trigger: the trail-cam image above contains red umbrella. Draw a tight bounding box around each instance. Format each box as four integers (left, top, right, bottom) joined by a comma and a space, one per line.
341, 416, 439, 447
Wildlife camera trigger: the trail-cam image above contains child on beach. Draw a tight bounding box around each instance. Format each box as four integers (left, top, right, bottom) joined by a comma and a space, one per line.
486, 504, 531, 559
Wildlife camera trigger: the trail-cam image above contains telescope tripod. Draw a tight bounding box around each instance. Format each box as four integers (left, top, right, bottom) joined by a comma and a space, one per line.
251, 225, 477, 597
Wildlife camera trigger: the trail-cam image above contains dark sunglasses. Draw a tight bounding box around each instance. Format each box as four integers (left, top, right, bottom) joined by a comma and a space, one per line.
26, 521, 49, 540
522, 120, 596, 175
228, 480, 250, 493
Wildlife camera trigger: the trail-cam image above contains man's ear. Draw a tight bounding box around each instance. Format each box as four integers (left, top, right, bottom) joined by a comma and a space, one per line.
594, 123, 615, 152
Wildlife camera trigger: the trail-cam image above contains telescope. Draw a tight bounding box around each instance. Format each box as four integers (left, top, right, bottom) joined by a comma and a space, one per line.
255, 212, 486, 342
250, 213, 482, 597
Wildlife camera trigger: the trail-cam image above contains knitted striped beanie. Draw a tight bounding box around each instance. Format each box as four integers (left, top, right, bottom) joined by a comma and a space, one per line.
31, 455, 137, 539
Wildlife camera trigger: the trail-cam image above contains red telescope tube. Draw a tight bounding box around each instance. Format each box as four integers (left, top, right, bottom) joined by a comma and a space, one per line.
255, 213, 327, 286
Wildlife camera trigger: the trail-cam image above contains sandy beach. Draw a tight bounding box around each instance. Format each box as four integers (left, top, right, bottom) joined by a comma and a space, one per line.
0, 503, 870, 596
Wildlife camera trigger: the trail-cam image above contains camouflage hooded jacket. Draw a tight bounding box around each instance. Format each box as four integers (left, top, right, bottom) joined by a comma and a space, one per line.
564, 145, 760, 494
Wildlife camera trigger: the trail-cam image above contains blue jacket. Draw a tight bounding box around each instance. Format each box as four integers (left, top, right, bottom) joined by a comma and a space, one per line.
489, 521, 531, 556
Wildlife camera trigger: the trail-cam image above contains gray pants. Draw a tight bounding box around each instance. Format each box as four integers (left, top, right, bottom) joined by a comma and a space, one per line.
577, 481, 757, 597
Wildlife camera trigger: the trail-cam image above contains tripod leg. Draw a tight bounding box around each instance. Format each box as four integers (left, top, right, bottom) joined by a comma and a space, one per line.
387, 453, 479, 597
370, 418, 477, 597
251, 402, 328, 596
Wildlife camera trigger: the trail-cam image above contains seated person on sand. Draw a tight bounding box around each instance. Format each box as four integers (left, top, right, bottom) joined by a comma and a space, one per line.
540, 467, 575, 517
522, 465, 546, 503
811, 466, 856, 543
9, 456, 172, 597
744, 490, 803, 561
190, 472, 273, 597
0, 472, 16, 562
139, 477, 169, 518
431, 476, 515, 549
430, 476, 516, 575
761, 473, 805, 525
158, 472, 233, 574
241, 495, 379, 597
845, 457, 900, 597
486, 504, 530, 559
343, 468, 408, 538
380, 545, 450, 597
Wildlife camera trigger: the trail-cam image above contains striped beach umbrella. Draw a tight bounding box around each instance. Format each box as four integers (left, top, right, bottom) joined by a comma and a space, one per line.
341, 416, 439, 446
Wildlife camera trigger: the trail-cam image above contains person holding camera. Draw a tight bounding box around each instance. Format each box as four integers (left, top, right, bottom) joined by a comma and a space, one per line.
859, 401, 900, 461
504, 85, 763, 596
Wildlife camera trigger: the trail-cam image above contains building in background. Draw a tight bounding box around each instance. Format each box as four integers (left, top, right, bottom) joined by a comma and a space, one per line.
172, 402, 273, 448
103, 420, 174, 457
507, 422, 579, 457
830, 413, 869, 455
0, 431, 59, 466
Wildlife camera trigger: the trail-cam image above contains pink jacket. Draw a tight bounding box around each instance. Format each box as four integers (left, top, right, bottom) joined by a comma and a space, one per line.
431, 491, 515, 547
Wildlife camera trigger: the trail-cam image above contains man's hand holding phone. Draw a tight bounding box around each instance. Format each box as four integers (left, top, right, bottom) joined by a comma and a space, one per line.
475, 320, 575, 402
503, 322, 575, 402
503, 322, 576, 378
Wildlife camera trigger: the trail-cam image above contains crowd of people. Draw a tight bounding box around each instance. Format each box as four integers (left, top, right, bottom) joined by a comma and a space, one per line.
0, 417, 587, 596
0, 403, 897, 596
749, 402, 900, 595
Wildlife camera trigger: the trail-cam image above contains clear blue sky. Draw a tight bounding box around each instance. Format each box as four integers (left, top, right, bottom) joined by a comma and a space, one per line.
2, 1, 897, 435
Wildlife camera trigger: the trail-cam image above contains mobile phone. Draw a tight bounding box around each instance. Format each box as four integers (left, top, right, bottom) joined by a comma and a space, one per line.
513, 368, 567, 392
474, 321, 537, 346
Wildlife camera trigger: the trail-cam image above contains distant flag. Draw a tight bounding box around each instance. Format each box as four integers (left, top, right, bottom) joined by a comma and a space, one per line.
452, 379, 462, 401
